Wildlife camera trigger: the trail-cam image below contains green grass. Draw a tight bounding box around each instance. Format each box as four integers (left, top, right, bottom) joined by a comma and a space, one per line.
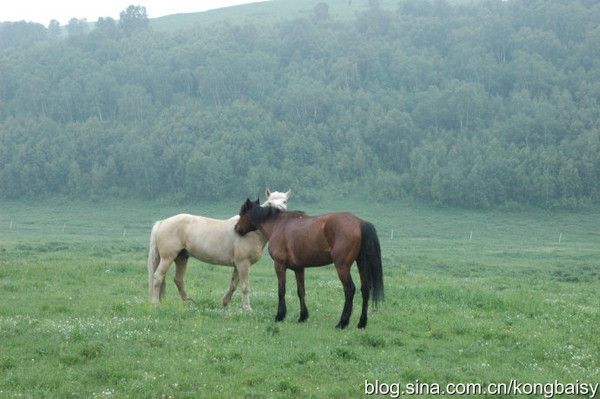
1, 199, 599, 398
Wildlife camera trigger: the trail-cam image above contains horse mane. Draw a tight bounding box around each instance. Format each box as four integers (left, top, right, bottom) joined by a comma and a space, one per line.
249, 205, 281, 224
249, 205, 305, 225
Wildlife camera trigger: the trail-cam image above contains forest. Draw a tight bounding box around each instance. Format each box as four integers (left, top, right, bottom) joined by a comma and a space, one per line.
1, 0, 600, 207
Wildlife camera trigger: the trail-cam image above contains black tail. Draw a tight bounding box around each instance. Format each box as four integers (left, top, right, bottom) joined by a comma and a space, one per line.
357, 221, 384, 306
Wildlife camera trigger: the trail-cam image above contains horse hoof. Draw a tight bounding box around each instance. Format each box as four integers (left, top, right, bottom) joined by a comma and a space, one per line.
335, 321, 349, 329
275, 314, 285, 322
243, 306, 253, 312
357, 322, 367, 329
298, 313, 308, 322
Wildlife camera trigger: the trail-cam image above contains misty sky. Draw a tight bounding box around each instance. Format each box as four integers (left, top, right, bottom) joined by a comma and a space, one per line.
1, 0, 267, 26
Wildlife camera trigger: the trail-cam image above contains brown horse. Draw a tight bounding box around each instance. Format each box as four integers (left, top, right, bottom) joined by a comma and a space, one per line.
234, 199, 384, 329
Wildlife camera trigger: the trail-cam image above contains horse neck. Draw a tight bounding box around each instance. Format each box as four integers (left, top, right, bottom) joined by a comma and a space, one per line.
257, 215, 280, 239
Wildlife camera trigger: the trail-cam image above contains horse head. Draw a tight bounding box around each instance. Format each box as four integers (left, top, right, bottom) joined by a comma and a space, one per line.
262, 189, 291, 210
236, 197, 260, 236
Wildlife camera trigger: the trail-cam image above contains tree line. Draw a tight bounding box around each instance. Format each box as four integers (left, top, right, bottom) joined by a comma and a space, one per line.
1, 0, 599, 207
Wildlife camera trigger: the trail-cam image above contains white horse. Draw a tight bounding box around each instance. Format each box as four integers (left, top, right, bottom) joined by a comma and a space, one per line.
262, 189, 291, 210
147, 190, 291, 309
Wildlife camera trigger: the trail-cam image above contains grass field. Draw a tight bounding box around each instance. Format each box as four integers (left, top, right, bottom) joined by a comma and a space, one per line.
0, 199, 599, 398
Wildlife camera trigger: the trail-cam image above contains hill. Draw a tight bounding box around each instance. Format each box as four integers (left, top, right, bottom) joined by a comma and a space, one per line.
1, 0, 600, 207
151, 0, 401, 31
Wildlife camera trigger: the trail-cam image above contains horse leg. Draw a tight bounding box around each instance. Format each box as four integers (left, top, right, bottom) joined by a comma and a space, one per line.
237, 262, 252, 311
294, 268, 308, 322
160, 279, 166, 301
334, 263, 355, 329
222, 267, 239, 307
357, 269, 369, 329
152, 257, 174, 304
274, 261, 287, 322
174, 256, 190, 301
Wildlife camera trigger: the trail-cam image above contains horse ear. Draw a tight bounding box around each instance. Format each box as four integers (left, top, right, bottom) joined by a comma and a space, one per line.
286, 189, 292, 198
266, 188, 271, 197
255, 196, 260, 205
241, 198, 252, 213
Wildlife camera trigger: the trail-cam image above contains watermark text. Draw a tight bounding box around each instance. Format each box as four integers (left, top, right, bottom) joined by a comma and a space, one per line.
364, 379, 599, 398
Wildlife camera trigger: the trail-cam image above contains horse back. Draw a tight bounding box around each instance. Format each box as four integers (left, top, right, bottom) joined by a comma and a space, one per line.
322, 212, 363, 242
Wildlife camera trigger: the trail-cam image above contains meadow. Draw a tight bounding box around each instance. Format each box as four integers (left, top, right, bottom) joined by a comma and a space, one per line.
0, 199, 599, 398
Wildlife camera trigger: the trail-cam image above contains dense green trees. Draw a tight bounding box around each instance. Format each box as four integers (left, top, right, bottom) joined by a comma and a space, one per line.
1, 0, 600, 207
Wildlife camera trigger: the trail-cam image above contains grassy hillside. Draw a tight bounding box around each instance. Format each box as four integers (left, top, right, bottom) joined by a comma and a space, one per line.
150, 0, 476, 31
1, 200, 598, 397
150, 0, 399, 31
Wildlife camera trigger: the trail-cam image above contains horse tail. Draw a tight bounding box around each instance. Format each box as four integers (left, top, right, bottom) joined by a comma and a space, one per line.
147, 221, 161, 299
357, 221, 384, 306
